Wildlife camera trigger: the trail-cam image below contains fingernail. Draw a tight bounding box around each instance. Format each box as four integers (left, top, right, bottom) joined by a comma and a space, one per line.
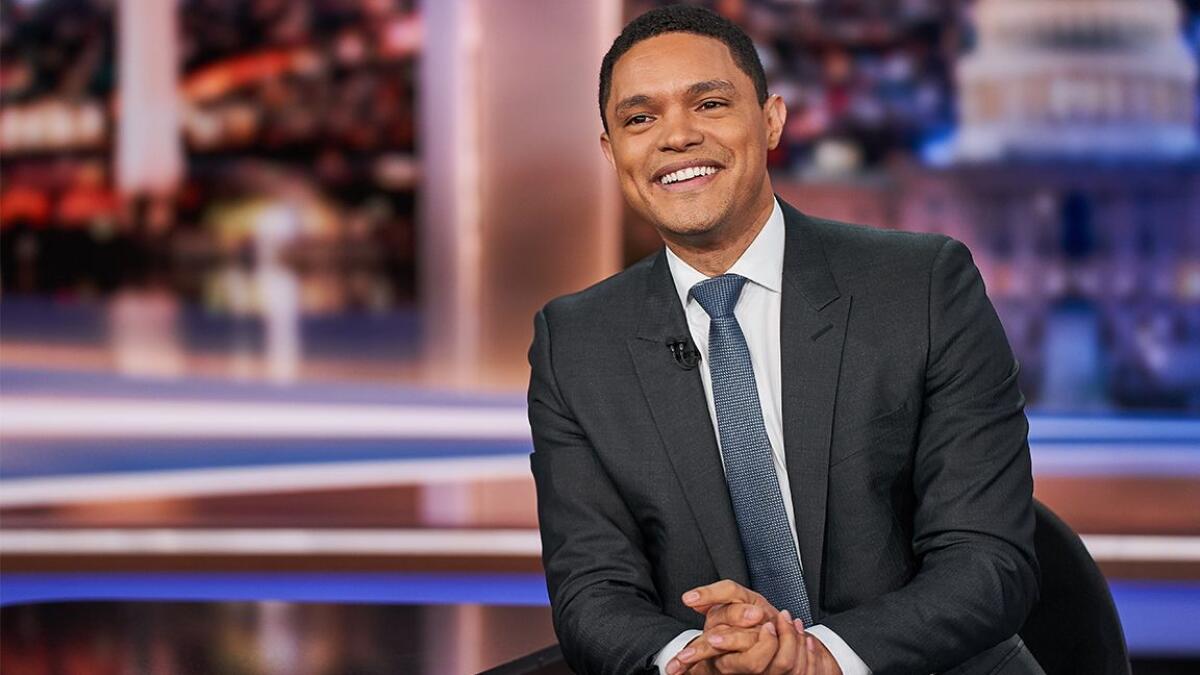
765, 621, 777, 636
667, 660, 681, 675
806, 636, 815, 653
780, 609, 792, 622
679, 648, 695, 660
794, 618, 805, 632
744, 606, 760, 621
683, 591, 700, 603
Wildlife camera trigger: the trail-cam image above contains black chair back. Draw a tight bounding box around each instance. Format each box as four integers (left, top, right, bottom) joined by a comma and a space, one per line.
1019, 500, 1132, 675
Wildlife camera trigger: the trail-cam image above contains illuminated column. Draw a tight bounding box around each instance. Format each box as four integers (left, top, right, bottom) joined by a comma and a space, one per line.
115, 0, 183, 196
420, 0, 622, 387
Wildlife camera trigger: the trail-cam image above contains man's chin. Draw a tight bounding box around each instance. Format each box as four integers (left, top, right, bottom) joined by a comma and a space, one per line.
648, 203, 728, 240
657, 221, 719, 240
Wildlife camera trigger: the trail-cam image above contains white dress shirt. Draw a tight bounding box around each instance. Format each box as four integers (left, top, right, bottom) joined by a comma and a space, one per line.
652, 198, 871, 675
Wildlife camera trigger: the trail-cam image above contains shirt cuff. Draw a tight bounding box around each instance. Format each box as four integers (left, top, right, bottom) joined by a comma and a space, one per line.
653, 629, 703, 674
807, 624, 872, 675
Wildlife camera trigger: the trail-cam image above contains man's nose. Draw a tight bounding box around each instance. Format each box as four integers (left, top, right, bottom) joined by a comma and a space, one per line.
657, 111, 703, 152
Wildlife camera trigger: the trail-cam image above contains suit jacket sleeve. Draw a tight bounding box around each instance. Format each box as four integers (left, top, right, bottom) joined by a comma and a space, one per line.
820, 237, 1040, 673
528, 306, 692, 675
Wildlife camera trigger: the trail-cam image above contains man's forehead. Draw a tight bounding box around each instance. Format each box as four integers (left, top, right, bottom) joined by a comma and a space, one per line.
610, 32, 748, 100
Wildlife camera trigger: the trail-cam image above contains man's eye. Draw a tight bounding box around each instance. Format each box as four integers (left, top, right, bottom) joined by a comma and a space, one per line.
625, 114, 651, 126
700, 100, 726, 110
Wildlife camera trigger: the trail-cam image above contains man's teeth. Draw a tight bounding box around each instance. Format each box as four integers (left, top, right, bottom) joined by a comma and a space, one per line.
659, 166, 719, 185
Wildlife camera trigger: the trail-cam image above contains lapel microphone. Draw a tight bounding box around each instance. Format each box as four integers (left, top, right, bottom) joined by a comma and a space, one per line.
666, 336, 701, 370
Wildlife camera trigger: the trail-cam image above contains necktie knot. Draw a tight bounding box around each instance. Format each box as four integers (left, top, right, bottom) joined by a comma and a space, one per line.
690, 274, 747, 319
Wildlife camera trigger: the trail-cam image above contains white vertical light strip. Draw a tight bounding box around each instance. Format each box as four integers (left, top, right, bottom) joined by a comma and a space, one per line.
456, 604, 488, 674
456, 0, 484, 386
257, 602, 301, 675
418, 0, 484, 386
595, 0, 624, 276
115, 0, 183, 195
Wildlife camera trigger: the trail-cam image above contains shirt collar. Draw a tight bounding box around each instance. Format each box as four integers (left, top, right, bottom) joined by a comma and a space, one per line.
665, 197, 785, 308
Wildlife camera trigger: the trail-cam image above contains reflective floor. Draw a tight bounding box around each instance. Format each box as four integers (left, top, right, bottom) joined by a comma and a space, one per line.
0, 601, 556, 675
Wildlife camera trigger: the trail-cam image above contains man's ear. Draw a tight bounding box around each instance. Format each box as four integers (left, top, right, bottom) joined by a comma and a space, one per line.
763, 94, 787, 151
600, 131, 616, 170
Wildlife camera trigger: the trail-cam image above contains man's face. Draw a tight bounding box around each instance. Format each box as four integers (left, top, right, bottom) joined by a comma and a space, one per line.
601, 32, 784, 243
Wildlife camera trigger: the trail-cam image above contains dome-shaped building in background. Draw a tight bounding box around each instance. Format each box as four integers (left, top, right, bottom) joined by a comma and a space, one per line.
778, 0, 1200, 409
957, 0, 1197, 160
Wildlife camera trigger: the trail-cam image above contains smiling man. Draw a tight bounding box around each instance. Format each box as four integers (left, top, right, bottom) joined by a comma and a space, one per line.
528, 6, 1042, 675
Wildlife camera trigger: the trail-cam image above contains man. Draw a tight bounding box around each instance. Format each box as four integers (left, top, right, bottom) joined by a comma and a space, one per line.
528, 6, 1042, 674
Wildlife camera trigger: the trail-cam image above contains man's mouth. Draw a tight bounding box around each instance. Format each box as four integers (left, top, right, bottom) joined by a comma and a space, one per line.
658, 165, 721, 186
652, 162, 724, 192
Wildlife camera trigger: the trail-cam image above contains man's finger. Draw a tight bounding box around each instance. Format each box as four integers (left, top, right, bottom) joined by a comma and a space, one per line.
767, 609, 799, 675
714, 621, 779, 674
670, 626, 761, 666
682, 579, 752, 613
683, 579, 775, 616
704, 601, 764, 629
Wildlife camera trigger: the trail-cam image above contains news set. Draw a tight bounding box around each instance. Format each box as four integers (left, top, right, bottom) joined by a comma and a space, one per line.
1, 0, 1198, 673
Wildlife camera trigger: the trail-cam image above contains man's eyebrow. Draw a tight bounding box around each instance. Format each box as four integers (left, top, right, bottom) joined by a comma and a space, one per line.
686, 79, 737, 98
613, 94, 652, 118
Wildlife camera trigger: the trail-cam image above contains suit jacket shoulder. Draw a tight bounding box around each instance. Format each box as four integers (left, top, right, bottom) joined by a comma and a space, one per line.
541, 250, 655, 334
797, 211, 954, 297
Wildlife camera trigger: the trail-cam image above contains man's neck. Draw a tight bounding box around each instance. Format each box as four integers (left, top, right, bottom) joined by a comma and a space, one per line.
663, 190, 775, 277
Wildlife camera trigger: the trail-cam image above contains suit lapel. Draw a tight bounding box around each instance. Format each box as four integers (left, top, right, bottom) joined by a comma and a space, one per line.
627, 251, 749, 586
779, 201, 850, 620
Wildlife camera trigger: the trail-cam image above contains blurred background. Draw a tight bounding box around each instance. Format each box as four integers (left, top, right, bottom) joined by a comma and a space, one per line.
1, 0, 1198, 672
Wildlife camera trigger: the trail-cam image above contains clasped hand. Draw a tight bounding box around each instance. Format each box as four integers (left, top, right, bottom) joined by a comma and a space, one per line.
665, 580, 841, 675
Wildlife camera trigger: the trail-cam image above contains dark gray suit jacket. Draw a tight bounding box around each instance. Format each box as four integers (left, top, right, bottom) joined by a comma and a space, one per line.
528, 200, 1040, 674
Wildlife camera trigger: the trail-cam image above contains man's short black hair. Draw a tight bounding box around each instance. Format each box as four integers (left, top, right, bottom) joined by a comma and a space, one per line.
598, 4, 768, 133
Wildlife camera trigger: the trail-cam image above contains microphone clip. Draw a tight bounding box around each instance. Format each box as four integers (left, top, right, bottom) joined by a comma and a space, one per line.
666, 336, 701, 371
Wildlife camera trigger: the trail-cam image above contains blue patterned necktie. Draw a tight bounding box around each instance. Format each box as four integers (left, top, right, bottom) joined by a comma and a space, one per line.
689, 273, 813, 625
